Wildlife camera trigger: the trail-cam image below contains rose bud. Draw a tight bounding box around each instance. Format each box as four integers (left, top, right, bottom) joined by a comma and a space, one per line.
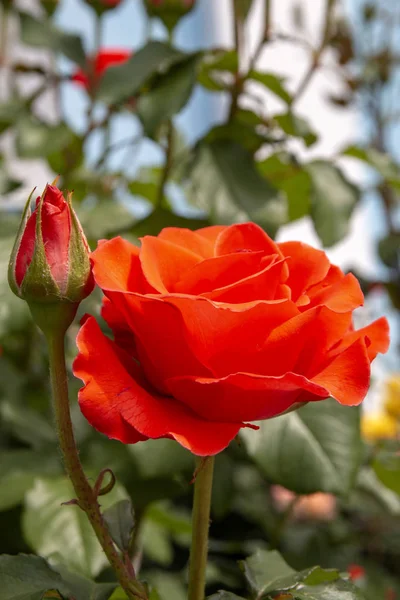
8, 184, 94, 335
82, 0, 123, 16
144, 0, 196, 31
72, 49, 132, 94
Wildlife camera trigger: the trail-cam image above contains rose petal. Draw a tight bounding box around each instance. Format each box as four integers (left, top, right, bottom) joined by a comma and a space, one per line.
306, 272, 364, 312
139, 236, 201, 293
101, 297, 137, 357
195, 225, 227, 246
215, 222, 282, 256
312, 338, 371, 406
167, 371, 329, 422
74, 317, 242, 455
91, 237, 153, 294
204, 257, 289, 303
330, 316, 390, 362
159, 227, 215, 258
173, 251, 265, 295
279, 241, 331, 302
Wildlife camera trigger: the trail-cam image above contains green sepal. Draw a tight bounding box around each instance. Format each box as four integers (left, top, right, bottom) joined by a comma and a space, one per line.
65, 192, 93, 302
8, 187, 36, 297
28, 301, 79, 337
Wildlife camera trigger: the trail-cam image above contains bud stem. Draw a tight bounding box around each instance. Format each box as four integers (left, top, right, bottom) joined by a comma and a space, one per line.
46, 329, 147, 600
188, 455, 215, 600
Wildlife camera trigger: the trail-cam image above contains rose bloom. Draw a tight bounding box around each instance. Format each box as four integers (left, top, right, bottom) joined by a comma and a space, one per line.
73, 223, 389, 456
72, 49, 132, 91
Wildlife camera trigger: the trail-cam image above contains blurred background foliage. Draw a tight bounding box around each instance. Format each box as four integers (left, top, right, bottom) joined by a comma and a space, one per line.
0, 0, 400, 599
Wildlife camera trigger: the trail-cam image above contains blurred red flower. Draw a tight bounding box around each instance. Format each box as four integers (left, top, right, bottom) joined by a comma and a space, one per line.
72, 49, 132, 91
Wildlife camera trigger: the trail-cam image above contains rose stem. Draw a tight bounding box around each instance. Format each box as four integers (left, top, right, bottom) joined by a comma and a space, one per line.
188, 455, 215, 600
46, 329, 147, 600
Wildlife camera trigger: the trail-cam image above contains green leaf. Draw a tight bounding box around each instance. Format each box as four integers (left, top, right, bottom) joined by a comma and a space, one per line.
294, 579, 365, 599
373, 443, 400, 496
53, 567, 117, 600
0, 100, 27, 134
22, 477, 128, 578
0, 236, 31, 336
15, 119, 74, 159
145, 572, 186, 600
306, 160, 360, 247
0, 401, 57, 449
211, 454, 235, 520
207, 594, 247, 600
257, 152, 312, 221
19, 12, 85, 65
0, 156, 21, 195
0, 450, 60, 511
137, 54, 200, 138
78, 199, 137, 240
240, 550, 340, 596
241, 399, 362, 495
197, 50, 238, 91
249, 71, 292, 104
128, 180, 159, 204
378, 233, 400, 269
188, 141, 286, 237
97, 41, 184, 105
103, 499, 135, 552
273, 112, 318, 147
129, 208, 209, 239
0, 554, 70, 600
342, 145, 400, 183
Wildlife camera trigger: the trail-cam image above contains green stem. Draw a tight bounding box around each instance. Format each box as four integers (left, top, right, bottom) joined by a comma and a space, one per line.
46, 330, 147, 600
156, 121, 174, 208
188, 456, 215, 600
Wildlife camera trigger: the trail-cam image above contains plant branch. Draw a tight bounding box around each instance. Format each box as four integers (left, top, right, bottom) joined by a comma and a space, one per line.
188, 456, 215, 600
46, 330, 147, 600
291, 0, 336, 106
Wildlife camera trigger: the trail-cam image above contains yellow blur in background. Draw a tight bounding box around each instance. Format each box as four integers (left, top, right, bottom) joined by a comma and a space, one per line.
361, 374, 400, 442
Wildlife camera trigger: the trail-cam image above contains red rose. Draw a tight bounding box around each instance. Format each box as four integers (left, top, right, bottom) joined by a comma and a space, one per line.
72, 49, 132, 92
9, 184, 94, 305
73, 223, 389, 456
348, 564, 366, 581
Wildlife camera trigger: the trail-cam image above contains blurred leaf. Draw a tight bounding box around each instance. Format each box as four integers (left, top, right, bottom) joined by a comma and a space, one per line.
205, 120, 273, 154
197, 50, 237, 91
19, 12, 85, 65
0, 100, 27, 134
242, 399, 362, 495
0, 401, 56, 449
342, 144, 400, 183
78, 199, 137, 240
188, 141, 286, 237
0, 554, 70, 600
47, 134, 84, 175
97, 41, 184, 104
257, 152, 312, 221
378, 233, 400, 269
128, 180, 159, 204
103, 499, 134, 552
212, 454, 235, 520
0, 236, 30, 336
145, 572, 186, 600
141, 502, 191, 565
129, 438, 193, 479
137, 54, 200, 138
207, 594, 246, 600
352, 468, 400, 516
273, 112, 318, 147
249, 71, 292, 104
0, 450, 60, 511
373, 443, 400, 496
108, 589, 129, 600
15, 119, 74, 159
306, 160, 360, 247
129, 208, 209, 239
23, 477, 128, 578
0, 156, 21, 196
54, 566, 117, 600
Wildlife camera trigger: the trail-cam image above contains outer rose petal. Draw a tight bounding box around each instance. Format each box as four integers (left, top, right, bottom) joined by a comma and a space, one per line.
329, 316, 390, 362
166, 371, 330, 422
306, 272, 364, 312
91, 237, 153, 294
312, 338, 371, 406
139, 236, 201, 292
195, 225, 227, 246
158, 227, 215, 258
74, 317, 242, 455
101, 297, 137, 357
256, 306, 353, 377
278, 241, 330, 302
215, 222, 282, 257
